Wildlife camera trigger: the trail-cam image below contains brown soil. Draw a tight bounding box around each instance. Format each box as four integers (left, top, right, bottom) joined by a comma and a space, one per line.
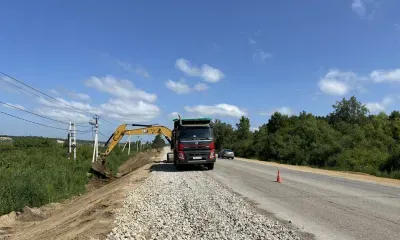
0, 149, 165, 240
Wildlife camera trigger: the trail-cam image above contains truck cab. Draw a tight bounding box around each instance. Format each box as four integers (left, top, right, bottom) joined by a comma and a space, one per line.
170, 118, 216, 170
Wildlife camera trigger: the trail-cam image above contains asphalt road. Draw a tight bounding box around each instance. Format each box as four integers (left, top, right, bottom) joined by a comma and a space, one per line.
207, 158, 400, 240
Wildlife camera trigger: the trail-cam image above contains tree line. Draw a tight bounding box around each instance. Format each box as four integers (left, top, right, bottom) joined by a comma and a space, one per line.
212, 96, 400, 179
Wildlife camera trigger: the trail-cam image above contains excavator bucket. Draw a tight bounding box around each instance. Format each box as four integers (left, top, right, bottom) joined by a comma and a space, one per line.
90, 156, 113, 178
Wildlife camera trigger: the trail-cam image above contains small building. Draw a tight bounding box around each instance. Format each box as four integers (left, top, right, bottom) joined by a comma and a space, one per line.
0, 137, 12, 141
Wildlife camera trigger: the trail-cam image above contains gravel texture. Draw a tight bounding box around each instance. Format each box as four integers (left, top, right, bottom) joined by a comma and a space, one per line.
107, 164, 301, 240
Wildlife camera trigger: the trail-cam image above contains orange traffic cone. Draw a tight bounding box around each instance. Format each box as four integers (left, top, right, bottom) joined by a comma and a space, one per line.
276, 170, 282, 183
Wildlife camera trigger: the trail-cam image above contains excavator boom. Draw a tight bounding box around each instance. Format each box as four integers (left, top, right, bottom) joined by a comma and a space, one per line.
102, 124, 172, 157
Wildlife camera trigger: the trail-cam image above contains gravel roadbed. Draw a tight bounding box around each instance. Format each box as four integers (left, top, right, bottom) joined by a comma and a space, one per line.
107, 164, 301, 240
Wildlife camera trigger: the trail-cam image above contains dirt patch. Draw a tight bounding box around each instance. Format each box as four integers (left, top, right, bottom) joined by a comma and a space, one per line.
0, 149, 166, 240
117, 149, 159, 177
236, 157, 400, 188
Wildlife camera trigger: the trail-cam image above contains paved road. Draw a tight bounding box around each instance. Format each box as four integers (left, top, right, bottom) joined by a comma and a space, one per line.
207, 158, 400, 240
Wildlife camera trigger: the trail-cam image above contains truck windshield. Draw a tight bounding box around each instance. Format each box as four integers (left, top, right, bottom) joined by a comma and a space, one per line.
179, 127, 212, 140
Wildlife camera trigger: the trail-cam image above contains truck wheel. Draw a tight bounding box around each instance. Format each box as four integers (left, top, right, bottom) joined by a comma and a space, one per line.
207, 163, 214, 170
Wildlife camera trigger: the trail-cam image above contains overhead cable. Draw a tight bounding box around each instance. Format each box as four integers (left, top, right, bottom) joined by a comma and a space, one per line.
0, 100, 69, 125
0, 72, 94, 116
0, 110, 93, 132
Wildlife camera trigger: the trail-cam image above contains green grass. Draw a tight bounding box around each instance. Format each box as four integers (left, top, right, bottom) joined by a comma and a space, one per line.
0, 137, 151, 215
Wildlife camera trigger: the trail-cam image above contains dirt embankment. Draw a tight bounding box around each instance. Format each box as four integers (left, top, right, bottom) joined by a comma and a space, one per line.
0, 148, 165, 240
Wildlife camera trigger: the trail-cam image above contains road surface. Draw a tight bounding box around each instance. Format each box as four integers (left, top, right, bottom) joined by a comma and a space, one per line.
207, 158, 400, 240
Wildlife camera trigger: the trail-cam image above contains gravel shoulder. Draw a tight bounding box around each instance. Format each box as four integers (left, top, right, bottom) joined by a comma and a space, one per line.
107, 157, 308, 239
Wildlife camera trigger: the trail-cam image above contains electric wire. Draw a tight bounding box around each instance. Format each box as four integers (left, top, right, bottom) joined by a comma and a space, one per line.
0, 72, 94, 116
0, 100, 70, 125
0, 110, 71, 131
0, 76, 44, 98
0, 110, 94, 132
99, 116, 117, 127
1, 72, 117, 127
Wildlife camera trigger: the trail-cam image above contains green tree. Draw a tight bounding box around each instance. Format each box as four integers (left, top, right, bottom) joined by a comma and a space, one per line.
212, 119, 234, 150
151, 134, 165, 149
329, 96, 369, 125
235, 116, 251, 140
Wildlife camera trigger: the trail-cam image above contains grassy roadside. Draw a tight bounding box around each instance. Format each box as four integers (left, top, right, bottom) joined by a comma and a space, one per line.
0, 137, 150, 215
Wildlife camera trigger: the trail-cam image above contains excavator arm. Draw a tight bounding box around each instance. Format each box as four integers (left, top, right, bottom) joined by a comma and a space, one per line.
101, 124, 173, 157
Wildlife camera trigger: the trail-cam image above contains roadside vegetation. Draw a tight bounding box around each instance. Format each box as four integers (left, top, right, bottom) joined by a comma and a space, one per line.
213, 96, 400, 179
0, 136, 155, 215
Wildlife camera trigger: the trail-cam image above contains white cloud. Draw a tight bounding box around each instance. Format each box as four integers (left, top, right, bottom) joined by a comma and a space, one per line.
85, 76, 157, 102
49, 89, 60, 95
2, 102, 25, 110
352, 0, 366, 16
319, 79, 350, 96
175, 58, 201, 76
100, 98, 160, 122
250, 126, 259, 132
175, 58, 225, 83
275, 107, 294, 116
260, 107, 294, 116
253, 49, 272, 62
365, 102, 385, 113
193, 83, 208, 92
168, 112, 180, 120
166, 80, 209, 94
36, 96, 160, 123
134, 65, 151, 78
68, 91, 91, 101
165, 80, 191, 94
36, 108, 92, 123
37, 97, 102, 115
365, 96, 395, 114
184, 104, 247, 118
100, 53, 151, 78
318, 70, 366, 96
201, 65, 225, 83
370, 69, 400, 83
248, 37, 256, 45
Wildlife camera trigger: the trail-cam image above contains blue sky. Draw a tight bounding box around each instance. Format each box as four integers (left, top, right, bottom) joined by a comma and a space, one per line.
1, 0, 400, 141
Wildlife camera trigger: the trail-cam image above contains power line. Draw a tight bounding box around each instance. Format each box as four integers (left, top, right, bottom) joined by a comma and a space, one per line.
0, 100, 69, 125
98, 131, 110, 138
0, 72, 94, 116
0, 110, 94, 132
1, 72, 116, 125
0, 110, 71, 131
0, 76, 44, 98
99, 116, 117, 127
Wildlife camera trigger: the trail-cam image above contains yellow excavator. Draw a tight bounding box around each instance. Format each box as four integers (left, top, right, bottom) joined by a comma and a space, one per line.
91, 117, 216, 176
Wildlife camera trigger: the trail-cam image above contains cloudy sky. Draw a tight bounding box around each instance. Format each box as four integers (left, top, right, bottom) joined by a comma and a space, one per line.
1, 0, 400, 140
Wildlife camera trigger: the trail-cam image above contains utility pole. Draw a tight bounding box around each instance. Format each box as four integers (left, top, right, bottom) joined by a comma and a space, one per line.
72, 123, 76, 160
128, 136, 131, 155
68, 121, 72, 159
91, 115, 99, 162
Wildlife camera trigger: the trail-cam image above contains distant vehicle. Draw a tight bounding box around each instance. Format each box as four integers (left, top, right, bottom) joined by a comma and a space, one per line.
218, 149, 235, 159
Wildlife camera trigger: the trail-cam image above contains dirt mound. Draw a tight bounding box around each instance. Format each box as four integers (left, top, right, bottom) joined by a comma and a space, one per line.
116, 149, 159, 177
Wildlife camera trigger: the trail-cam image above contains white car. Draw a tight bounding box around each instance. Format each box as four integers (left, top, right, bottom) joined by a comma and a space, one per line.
218, 149, 235, 159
